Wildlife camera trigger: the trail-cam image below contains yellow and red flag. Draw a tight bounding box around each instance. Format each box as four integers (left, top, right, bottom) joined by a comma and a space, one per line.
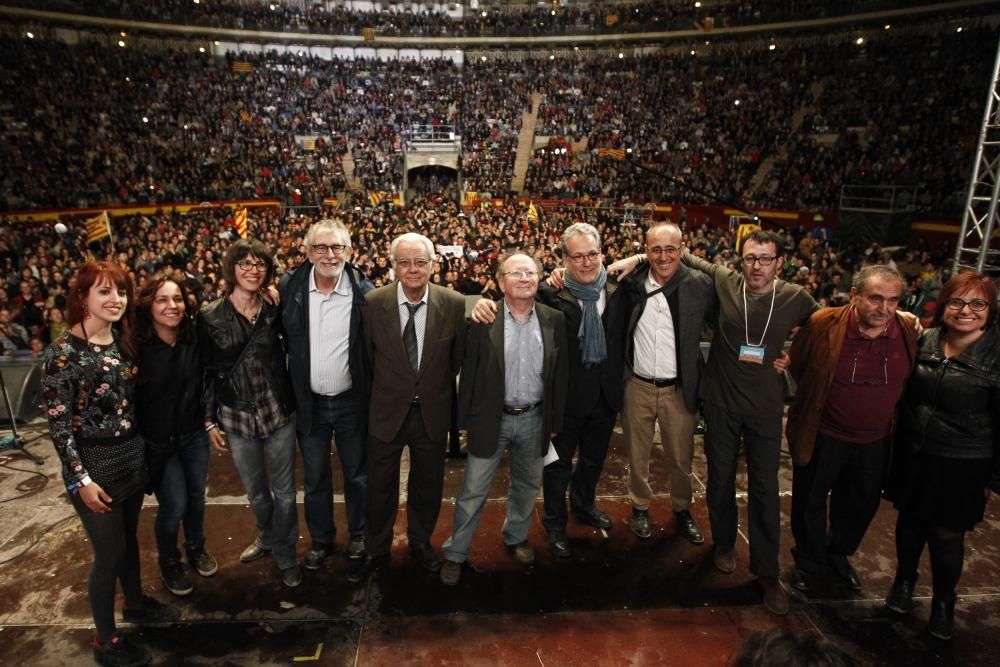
234, 208, 249, 238
85, 211, 111, 244
598, 147, 626, 161
526, 203, 539, 223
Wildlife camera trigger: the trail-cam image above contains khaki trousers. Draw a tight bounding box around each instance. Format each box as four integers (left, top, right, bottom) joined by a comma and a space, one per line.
623, 377, 696, 512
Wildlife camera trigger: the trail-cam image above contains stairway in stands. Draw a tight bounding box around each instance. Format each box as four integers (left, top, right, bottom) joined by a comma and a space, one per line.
510, 92, 543, 193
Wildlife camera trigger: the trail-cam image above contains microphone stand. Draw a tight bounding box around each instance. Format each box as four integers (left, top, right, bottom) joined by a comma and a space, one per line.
0, 364, 45, 465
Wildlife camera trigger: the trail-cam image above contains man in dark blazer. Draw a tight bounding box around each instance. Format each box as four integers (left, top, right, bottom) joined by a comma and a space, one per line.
619, 222, 716, 544
352, 232, 466, 580
279, 220, 373, 572
471, 222, 627, 558
439, 253, 568, 585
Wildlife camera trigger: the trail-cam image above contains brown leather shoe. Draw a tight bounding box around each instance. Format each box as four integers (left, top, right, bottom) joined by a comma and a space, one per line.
760, 576, 790, 616
713, 545, 736, 574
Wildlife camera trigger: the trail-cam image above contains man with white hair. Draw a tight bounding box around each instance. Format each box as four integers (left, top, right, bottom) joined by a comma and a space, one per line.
351, 232, 466, 581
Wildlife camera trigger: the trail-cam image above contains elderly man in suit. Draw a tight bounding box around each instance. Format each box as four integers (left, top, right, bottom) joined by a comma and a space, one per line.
619, 222, 716, 544
439, 253, 568, 585
351, 232, 466, 580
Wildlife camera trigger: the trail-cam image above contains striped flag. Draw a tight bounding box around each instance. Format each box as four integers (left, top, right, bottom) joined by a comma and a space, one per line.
368, 192, 386, 207
234, 208, 249, 238
85, 211, 111, 244
232, 62, 253, 74
598, 147, 626, 161
736, 223, 761, 253
526, 203, 539, 223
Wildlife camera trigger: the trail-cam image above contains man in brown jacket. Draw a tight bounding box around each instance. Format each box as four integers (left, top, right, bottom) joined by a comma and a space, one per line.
786, 265, 920, 594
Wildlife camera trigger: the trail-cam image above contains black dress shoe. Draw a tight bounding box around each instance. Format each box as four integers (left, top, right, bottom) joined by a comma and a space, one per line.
788, 567, 813, 593
346, 555, 386, 584
886, 575, 917, 614
674, 510, 705, 545
410, 542, 443, 572
547, 530, 572, 559
573, 506, 613, 531
828, 555, 862, 592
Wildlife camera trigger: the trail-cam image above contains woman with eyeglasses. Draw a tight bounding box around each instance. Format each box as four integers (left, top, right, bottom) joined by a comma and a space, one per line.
197, 239, 301, 588
885, 271, 999, 640
135, 272, 217, 598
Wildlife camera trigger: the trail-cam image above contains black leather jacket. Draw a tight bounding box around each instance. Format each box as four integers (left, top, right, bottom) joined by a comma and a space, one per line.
197, 297, 295, 422
897, 326, 1000, 467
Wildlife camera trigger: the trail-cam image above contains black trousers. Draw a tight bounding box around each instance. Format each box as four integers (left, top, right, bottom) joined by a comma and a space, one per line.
703, 402, 783, 578
790, 432, 889, 574
542, 393, 616, 533
365, 405, 445, 559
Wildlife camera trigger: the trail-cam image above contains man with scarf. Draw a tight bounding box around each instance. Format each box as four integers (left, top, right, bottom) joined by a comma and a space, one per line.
472, 222, 627, 558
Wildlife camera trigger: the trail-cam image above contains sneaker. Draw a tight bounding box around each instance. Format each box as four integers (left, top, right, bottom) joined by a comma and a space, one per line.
122, 595, 180, 624
92, 632, 151, 667
281, 564, 303, 588
347, 535, 367, 560
507, 541, 535, 566
189, 550, 218, 578
159, 561, 193, 597
629, 508, 652, 539
303, 544, 333, 571
239, 542, 271, 563
440, 559, 462, 586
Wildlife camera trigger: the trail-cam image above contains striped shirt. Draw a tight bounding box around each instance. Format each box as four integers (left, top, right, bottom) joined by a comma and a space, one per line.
503, 302, 544, 406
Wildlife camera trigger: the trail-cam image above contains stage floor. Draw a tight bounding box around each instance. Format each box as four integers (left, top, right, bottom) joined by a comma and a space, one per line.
1, 418, 998, 666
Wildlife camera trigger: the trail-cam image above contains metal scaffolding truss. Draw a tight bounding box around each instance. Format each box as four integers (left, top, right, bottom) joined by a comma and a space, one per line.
954, 36, 1000, 277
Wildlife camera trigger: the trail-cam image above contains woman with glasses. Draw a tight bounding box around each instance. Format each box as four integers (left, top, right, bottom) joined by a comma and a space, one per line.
198, 239, 301, 588
135, 272, 217, 597
885, 271, 999, 640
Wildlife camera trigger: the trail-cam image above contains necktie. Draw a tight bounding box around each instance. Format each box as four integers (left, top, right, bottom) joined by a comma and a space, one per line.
404, 302, 423, 372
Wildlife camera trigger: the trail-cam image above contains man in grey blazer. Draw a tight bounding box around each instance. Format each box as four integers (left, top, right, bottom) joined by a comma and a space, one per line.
352, 232, 466, 581
619, 222, 716, 545
440, 252, 568, 585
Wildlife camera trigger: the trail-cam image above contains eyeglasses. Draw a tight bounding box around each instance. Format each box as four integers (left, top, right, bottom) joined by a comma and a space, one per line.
503, 269, 538, 280
944, 298, 989, 312
310, 243, 349, 255
396, 258, 430, 270
567, 251, 601, 264
236, 260, 267, 272
648, 245, 681, 256
741, 255, 777, 266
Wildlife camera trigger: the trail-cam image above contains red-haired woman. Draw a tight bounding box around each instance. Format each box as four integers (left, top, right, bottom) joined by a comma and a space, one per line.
886, 271, 999, 641
42, 261, 177, 667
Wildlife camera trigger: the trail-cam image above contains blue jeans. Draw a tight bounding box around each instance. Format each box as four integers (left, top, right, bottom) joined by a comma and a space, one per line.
297, 392, 367, 547
227, 419, 299, 570
443, 409, 543, 563
153, 430, 210, 565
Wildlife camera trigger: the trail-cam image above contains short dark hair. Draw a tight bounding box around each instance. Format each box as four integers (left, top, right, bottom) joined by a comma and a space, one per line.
221, 239, 274, 293
738, 230, 785, 257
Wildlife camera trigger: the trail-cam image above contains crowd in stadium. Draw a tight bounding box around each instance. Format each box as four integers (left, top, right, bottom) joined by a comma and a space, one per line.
0, 196, 952, 356
2, 21, 995, 216
8, 0, 940, 37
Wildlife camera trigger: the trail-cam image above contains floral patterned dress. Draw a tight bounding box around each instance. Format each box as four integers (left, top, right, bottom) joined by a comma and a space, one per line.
42, 331, 145, 497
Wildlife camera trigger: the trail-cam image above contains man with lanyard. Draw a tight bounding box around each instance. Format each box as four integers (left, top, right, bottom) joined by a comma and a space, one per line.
785, 265, 919, 595
610, 228, 815, 615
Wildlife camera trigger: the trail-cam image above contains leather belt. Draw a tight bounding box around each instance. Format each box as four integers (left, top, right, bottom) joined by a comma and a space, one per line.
503, 402, 542, 416
634, 375, 679, 388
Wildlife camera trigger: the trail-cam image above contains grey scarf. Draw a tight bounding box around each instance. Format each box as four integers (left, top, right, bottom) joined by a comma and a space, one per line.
565, 265, 608, 368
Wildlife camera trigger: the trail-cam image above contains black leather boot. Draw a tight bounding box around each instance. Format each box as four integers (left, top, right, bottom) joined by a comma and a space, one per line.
928, 592, 956, 640
885, 575, 917, 614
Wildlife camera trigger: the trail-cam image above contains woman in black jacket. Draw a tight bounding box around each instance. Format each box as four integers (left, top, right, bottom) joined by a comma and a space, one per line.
198, 239, 300, 588
136, 272, 217, 597
885, 271, 999, 640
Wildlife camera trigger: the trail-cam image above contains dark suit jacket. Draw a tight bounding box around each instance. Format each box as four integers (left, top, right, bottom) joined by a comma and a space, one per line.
279, 261, 373, 434
363, 282, 466, 443
621, 263, 716, 414
458, 301, 569, 457
536, 281, 628, 417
